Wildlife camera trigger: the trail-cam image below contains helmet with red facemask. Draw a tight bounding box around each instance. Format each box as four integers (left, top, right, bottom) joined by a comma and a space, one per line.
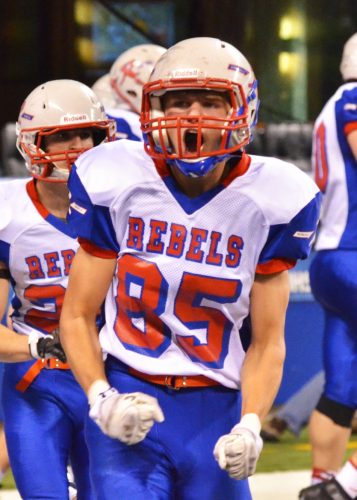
17, 79, 116, 182
141, 37, 259, 177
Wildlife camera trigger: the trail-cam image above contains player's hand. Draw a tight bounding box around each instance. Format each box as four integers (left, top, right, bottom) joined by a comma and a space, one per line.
213, 413, 263, 480
28, 330, 67, 363
89, 387, 165, 445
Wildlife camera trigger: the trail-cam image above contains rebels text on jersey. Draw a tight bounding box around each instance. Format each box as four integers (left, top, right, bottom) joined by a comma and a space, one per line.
68, 140, 321, 389
0, 179, 78, 337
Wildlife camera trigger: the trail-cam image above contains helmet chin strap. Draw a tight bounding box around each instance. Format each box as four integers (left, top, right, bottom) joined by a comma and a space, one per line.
168, 153, 233, 178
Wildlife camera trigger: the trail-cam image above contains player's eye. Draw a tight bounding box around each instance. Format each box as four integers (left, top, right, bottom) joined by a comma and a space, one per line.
79, 129, 93, 140
49, 131, 70, 142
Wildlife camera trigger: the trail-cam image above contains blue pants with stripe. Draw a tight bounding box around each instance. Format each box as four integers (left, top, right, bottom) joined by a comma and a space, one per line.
2, 361, 94, 500
310, 250, 357, 408
86, 356, 252, 500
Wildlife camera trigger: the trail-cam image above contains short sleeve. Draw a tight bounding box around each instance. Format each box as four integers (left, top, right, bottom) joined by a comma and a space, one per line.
338, 87, 357, 136
256, 192, 321, 274
67, 164, 119, 257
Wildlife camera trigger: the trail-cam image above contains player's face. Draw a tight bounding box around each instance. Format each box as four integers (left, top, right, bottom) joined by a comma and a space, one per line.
42, 127, 95, 170
162, 90, 230, 156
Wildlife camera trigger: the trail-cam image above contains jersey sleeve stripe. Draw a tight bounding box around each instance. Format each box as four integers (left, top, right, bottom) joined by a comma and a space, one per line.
344, 121, 357, 135
78, 237, 117, 259
256, 258, 296, 275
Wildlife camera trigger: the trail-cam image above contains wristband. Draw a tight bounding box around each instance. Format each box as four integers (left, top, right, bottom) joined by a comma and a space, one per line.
28, 331, 40, 359
236, 413, 261, 435
87, 379, 111, 406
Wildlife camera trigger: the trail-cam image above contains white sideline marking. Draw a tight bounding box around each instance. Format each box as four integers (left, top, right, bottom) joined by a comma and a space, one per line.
0, 492, 21, 499
249, 470, 310, 499
0, 470, 311, 500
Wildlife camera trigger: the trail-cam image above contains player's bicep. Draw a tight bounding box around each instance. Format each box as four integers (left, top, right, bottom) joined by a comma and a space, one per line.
250, 271, 290, 346
64, 246, 116, 321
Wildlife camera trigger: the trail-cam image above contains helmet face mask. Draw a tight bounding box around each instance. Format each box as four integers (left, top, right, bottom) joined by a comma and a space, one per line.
140, 37, 259, 177
110, 44, 166, 114
17, 79, 116, 183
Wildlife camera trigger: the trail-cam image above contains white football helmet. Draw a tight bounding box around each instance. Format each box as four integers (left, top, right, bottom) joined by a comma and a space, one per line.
17, 79, 116, 182
110, 44, 166, 114
141, 37, 259, 177
340, 32, 357, 81
92, 73, 119, 110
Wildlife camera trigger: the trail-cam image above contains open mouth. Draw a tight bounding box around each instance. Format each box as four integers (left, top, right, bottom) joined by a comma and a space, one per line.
184, 130, 200, 153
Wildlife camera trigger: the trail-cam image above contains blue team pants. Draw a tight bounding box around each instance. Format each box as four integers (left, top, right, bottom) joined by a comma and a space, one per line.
309, 250, 357, 408
2, 361, 94, 500
86, 355, 252, 500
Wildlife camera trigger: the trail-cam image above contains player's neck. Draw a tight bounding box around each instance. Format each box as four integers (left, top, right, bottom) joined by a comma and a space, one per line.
35, 180, 69, 220
169, 159, 230, 198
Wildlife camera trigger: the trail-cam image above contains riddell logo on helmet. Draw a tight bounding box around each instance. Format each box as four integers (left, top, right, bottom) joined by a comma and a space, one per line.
61, 114, 89, 124
171, 69, 199, 78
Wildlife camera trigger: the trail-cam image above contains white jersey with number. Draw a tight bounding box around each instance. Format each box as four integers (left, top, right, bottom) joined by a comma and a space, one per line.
0, 178, 78, 337
69, 140, 321, 389
312, 82, 357, 250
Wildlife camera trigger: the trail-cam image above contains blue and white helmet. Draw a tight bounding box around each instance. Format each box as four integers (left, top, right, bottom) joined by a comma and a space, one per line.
141, 37, 259, 177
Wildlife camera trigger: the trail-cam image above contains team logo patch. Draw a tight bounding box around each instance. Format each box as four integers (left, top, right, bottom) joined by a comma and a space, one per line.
293, 231, 314, 238
228, 64, 249, 75
70, 202, 87, 215
21, 113, 34, 120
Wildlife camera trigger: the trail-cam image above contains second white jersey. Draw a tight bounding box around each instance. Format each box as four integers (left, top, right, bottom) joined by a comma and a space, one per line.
312, 82, 357, 250
69, 140, 320, 389
106, 107, 142, 142
0, 179, 78, 337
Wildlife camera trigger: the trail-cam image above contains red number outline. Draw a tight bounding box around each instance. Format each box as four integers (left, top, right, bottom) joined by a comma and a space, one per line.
114, 255, 241, 367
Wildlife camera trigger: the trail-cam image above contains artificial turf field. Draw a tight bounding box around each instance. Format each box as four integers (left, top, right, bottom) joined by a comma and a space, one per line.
257, 428, 357, 473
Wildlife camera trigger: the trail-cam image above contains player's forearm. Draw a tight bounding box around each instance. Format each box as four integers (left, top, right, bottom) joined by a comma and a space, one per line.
240, 336, 285, 422
0, 324, 33, 362
60, 314, 107, 394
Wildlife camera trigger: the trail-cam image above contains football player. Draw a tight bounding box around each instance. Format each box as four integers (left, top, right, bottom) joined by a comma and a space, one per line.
104, 44, 166, 141
92, 73, 118, 110
61, 38, 321, 499
299, 32, 357, 500
0, 79, 115, 499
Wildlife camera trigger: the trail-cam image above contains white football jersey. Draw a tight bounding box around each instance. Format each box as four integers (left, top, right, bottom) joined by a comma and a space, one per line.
69, 140, 320, 389
106, 107, 142, 142
0, 179, 78, 337
312, 82, 357, 250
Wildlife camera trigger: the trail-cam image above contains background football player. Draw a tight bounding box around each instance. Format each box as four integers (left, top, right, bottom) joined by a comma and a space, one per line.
0, 79, 115, 499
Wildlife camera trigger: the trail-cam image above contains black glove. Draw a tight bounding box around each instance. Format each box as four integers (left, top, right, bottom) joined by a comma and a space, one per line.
29, 330, 67, 363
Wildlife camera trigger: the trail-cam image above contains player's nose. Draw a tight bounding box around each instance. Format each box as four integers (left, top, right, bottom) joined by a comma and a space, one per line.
187, 101, 202, 115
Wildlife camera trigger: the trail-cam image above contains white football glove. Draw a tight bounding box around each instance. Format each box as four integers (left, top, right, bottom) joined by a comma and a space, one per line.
28, 329, 67, 362
88, 381, 164, 445
213, 413, 263, 480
